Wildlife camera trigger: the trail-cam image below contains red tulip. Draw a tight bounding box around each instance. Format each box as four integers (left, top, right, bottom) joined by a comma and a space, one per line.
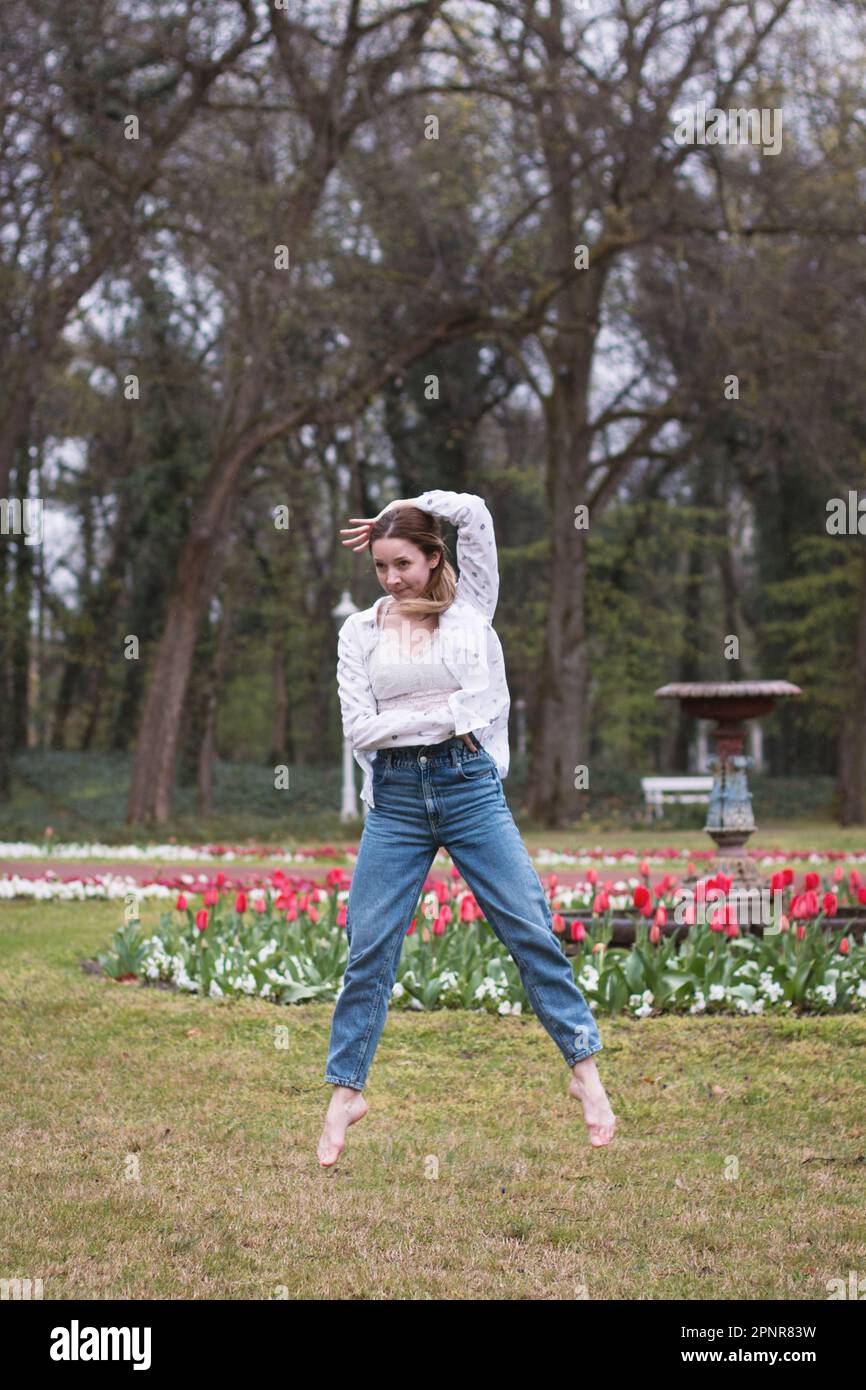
548, 874, 558, 891
639, 859, 650, 877
203, 887, 218, 907
783, 868, 794, 886
804, 871, 820, 891
586, 868, 598, 885
832, 865, 844, 883
215, 870, 227, 887
822, 892, 837, 917
709, 907, 726, 932
858, 887, 866, 906
839, 936, 850, 955
633, 884, 651, 911
175, 893, 188, 911
796, 923, 806, 940
254, 895, 267, 912
336, 904, 347, 926
235, 891, 247, 913
653, 904, 667, 928
725, 920, 740, 938
406, 918, 416, 935
649, 922, 661, 944
570, 920, 586, 942
780, 914, 790, 933
552, 913, 565, 934
592, 892, 610, 914
195, 908, 208, 932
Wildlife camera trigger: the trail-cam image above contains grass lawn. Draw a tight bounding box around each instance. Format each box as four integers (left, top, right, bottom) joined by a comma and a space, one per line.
2, 899, 865, 1300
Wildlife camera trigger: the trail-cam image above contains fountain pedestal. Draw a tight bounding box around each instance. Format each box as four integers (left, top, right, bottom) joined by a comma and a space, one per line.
654, 681, 802, 891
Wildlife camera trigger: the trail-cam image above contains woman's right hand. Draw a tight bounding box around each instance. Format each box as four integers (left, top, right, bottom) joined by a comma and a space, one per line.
340, 517, 378, 553
340, 500, 415, 553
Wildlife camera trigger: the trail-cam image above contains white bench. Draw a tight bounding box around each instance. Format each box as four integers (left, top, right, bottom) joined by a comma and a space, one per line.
641, 776, 714, 820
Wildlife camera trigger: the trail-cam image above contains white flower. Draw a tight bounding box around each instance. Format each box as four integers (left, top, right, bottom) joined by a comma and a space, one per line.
391, 982, 405, 998
209, 979, 224, 998
708, 983, 727, 1002
689, 990, 706, 1015
758, 974, 784, 1002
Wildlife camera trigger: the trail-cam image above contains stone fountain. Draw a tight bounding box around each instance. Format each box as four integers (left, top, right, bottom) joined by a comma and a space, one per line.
654, 681, 802, 890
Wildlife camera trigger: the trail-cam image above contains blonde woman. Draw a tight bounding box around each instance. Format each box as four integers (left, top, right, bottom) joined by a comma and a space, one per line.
318, 491, 616, 1166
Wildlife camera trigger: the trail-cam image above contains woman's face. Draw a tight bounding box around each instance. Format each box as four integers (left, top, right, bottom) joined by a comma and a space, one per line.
371, 537, 439, 599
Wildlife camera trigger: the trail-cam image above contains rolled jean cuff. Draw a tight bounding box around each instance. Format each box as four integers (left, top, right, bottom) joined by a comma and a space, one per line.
325, 1075, 364, 1091
567, 1043, 603, 1066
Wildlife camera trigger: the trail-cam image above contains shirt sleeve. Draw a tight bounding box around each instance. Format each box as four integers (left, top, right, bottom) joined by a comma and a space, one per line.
336, 618, 457, 751
382, 489, 499, 621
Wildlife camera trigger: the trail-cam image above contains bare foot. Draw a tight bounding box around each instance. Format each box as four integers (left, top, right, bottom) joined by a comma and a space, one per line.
317, 1085, 369, 1167
569, 1059, 617, 1147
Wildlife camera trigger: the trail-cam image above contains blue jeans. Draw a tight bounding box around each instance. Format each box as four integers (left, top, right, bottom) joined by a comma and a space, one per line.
324, 732, 603, 1090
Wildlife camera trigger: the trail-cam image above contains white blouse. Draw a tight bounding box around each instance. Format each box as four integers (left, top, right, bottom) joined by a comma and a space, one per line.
336, 489, 512, 810
368, 597, 462, 737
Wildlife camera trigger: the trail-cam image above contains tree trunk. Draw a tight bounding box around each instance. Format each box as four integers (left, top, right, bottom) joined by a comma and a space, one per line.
524, 328, 594, 828
838, 543, 866, 824
125, 514, 232, 826
0, 501, 10, 798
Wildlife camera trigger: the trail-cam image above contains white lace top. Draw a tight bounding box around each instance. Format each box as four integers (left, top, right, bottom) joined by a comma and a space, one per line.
368, 598, 461, 737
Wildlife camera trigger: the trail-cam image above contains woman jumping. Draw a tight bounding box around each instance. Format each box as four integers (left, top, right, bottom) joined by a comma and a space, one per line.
318, 490, 616, 1166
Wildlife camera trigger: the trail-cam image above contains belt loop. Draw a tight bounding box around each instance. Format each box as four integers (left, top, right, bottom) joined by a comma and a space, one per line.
450, 745, 458, 768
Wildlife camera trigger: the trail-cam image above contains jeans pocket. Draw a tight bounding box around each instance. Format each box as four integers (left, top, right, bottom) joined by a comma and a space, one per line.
457, 750, 494, 780
371, 753, 390, 784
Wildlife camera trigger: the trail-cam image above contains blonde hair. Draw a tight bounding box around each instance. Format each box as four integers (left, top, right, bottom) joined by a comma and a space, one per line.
367, 502, 457, 617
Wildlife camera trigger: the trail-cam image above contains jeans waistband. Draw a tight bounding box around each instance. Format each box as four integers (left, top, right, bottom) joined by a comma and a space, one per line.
378, 732, 481, 766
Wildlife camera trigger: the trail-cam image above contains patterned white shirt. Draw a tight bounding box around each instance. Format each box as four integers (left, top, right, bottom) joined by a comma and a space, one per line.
336, 489, 512, 809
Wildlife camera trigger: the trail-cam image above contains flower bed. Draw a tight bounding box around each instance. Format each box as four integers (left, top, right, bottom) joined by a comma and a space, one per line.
93, 867, 866, 1019
5, 838, 866, 870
